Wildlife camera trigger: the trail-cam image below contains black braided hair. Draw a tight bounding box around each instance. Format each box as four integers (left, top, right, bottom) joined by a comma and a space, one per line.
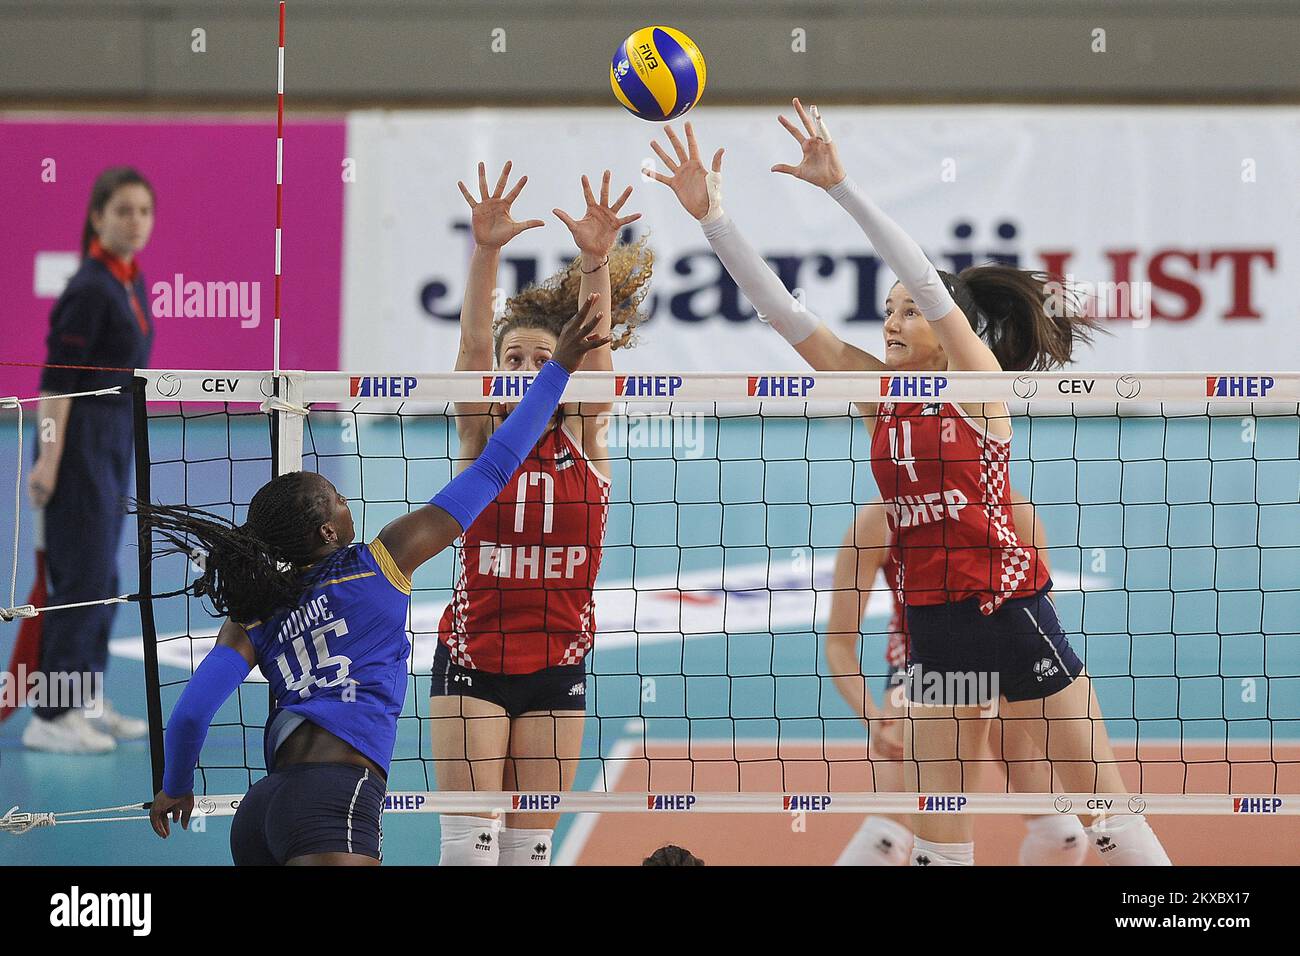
132, 472, 336, 624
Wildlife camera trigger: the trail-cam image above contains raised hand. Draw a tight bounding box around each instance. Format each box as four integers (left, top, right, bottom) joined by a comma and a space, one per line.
553, 171, 642, 257
771, 97, 846, 191
645, 121, 723, 221
457, 161, 545, 249
552, 293, 612, 372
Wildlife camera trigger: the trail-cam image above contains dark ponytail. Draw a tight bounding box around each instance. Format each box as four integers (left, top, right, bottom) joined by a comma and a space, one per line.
81, 166, 155, 257
133, 472, 335, 624
941, 266, 1101, 371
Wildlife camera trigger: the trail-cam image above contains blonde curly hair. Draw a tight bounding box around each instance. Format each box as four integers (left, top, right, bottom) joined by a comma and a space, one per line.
493, 237, 654, 360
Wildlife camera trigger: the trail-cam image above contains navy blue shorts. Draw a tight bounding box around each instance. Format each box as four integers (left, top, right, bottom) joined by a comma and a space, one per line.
431, 641, 587, 716
230, 763, 386, 865
903, 583, 1083, 705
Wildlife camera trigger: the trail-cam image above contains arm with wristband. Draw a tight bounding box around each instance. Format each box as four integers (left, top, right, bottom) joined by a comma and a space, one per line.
375, 296, 609, 579
772, 98, 1000, 374
647, 122, 884, 374
150, 621, 255, 836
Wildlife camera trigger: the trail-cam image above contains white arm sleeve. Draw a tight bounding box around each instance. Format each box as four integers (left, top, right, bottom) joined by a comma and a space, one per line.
701, 213, 821, 345
827, 177, 955, 322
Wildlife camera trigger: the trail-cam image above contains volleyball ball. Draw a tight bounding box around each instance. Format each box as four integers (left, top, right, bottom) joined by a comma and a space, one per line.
610, 26, 706, 122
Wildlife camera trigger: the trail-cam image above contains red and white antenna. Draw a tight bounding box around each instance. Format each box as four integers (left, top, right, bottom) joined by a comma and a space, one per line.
273, 0, 286, 375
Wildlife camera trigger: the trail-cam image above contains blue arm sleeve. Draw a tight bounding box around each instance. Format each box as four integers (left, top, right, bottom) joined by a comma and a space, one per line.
162, 643, 252, 797
431, 360, 571, 531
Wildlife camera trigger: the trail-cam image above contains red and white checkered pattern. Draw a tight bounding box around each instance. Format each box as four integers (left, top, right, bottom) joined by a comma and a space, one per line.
447, 538, 477, 669
977, 443, 1034, 615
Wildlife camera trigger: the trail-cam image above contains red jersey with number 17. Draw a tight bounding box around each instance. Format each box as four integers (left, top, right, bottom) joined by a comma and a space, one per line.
870, 401, 1047, 614
438, 422, 609, 674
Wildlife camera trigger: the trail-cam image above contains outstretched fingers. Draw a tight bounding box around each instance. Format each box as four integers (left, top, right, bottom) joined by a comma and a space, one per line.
457, 180, 477, 207
792, 97, 818, 138
503, 173, 529, 205
477, 161, 489, 199
684, 121, 701, 161
778, 113, 807, 145
610, 184, 633, 213
712, 148, 725, 173
492, 160, 513, 198
664, 123, 689, 164
650, 139, 679, 173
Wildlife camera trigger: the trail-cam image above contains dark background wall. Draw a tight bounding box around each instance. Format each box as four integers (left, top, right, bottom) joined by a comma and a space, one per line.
0, 0, 1295, 106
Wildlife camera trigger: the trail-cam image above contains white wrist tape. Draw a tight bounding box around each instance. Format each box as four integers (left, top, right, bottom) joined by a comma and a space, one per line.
699, 169, 725, 225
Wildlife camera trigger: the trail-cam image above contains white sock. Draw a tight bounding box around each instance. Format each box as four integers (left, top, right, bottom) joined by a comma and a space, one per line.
836, 816, 913, 866
911, 837, 974, 866
1019, 815, 1088, 866
438, 815, 501, 866
499, 827, 554, 866
1086, 814, 1172, 866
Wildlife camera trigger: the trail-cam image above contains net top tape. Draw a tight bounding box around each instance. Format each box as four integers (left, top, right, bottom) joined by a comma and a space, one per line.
134, 369, 1300, 405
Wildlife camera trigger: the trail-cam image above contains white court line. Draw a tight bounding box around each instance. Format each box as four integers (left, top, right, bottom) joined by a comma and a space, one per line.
554, 737, 639, 867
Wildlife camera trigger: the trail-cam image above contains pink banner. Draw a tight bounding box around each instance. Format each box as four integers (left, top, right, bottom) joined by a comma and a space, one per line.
0, 117, 346, 397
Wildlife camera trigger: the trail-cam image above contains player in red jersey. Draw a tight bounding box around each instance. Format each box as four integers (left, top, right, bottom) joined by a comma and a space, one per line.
431, 163, 649, 865
651, 109, 1171, 865
827, 495, 1086, 866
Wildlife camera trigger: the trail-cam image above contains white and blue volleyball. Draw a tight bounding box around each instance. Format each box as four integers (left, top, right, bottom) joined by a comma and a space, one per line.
610, 26, 707, 122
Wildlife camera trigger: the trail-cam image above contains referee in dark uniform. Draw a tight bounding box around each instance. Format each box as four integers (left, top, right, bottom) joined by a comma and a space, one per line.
24, 167, 156, 753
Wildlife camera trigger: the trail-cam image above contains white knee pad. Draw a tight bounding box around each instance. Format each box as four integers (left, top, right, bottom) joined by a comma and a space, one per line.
1086, 814, 1172, 866
499, 827, 554, 866
836, 816, 913, 866
911, 837, 975, 866
438, 815, 502, 866
1019, 814, 1087, 866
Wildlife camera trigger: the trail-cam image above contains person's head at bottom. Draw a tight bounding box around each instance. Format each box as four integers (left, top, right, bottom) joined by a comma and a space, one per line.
642, 844, 705, 866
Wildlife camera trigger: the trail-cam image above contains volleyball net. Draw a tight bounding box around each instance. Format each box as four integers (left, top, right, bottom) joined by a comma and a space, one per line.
128, 368, 1300, 819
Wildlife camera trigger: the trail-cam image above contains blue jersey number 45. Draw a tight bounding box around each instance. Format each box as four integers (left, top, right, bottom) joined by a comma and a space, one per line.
274, 619, 353, 699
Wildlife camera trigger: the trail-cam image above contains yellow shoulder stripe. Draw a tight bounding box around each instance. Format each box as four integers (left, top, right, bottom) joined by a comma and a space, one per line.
368, 538, 413, 595
319, 571, 377, 588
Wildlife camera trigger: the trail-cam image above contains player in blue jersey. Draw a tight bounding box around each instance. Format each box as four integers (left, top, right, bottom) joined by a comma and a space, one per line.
142, 298, 607, 865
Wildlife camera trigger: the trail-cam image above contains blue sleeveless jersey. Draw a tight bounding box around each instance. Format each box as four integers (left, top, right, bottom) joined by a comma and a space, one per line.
242, 539, 412, 775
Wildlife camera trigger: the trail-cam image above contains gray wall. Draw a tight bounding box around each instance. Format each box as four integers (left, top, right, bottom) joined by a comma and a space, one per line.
0, 1, 1296, 106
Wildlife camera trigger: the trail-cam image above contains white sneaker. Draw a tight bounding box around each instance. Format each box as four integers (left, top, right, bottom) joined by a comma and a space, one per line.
86, 699, 149, 740
22, 710, 117, 754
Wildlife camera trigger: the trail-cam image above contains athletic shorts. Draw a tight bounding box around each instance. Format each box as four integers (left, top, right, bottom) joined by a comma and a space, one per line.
230, 762, 385, 865
430, 641, 587, 716
903, 582, 1083, 705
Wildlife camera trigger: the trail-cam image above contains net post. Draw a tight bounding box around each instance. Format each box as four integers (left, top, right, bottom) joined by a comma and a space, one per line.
271, 372, 305, 477
269, 371, 305, 718
131, 375, 166, 795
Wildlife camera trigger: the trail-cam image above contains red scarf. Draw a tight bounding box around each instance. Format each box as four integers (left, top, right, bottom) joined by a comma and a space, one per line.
89, 236, 150, 336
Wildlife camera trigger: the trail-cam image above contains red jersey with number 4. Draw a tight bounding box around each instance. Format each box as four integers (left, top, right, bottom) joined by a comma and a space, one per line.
870, 401, 1047, 614
438, 423, 609, 674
